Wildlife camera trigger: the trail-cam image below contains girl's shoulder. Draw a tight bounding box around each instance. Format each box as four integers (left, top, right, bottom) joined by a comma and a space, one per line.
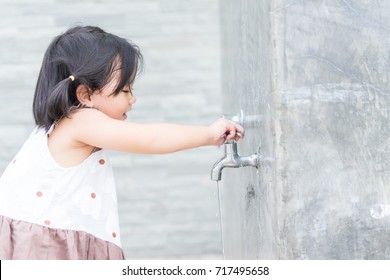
47, 109, 104, 167
62, 108, 134, 152
69, 107, 105, 122
64, 107, 116, 134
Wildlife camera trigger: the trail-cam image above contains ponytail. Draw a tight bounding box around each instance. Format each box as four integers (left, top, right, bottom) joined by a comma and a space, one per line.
33, 60, 78, 132
46, 77, 74, 129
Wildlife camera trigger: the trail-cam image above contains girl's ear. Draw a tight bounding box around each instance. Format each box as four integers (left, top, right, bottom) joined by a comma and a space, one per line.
76, 85, 94, 107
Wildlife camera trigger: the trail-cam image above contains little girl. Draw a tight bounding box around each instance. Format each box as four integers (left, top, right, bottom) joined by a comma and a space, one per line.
0, 26, 243, 260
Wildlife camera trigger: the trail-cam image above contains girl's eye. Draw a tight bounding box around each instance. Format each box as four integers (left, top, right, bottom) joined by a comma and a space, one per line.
122, 89, 133, 95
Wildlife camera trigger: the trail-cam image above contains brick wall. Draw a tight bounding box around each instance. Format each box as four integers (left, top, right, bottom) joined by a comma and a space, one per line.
0, 0, 223, 259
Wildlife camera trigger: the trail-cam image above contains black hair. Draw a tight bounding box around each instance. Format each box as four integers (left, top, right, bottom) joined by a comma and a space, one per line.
32, 25, 143, 131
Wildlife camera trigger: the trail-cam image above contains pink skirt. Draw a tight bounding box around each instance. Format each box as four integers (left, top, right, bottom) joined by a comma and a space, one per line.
0, 215, 125, 260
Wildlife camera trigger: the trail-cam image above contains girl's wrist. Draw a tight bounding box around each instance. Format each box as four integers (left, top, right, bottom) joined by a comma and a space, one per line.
207, 126, 217, 146
206, 122, 223, 146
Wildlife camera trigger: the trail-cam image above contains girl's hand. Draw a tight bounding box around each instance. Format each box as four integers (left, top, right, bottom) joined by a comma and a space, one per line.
209, 118, 245, 146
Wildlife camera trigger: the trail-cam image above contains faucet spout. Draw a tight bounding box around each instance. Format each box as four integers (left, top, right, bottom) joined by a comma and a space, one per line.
211, 141, 260, 181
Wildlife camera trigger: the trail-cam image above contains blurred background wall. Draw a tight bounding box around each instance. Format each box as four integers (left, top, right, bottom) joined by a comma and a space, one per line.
0, 0, 223, 259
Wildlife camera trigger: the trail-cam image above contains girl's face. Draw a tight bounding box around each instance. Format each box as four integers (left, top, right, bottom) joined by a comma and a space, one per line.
90, 72, 136, 121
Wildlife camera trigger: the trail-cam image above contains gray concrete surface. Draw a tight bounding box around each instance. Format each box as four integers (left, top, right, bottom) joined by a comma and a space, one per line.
0, 0, 223, 259
220, 0, 390, 259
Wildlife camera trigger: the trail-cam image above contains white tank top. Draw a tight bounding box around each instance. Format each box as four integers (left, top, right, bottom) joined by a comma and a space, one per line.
0, 127, 121, 247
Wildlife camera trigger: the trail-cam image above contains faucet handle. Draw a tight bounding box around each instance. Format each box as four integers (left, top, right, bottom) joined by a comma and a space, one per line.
224, 131, 244, 144
236, 131, 245, 138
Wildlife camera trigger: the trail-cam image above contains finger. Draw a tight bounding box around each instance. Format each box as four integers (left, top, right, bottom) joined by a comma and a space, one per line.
236, 124, 245, 134
235, 133, 245, 141
225, 130, 234, 140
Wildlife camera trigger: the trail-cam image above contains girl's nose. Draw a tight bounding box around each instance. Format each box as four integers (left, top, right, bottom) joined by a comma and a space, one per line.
130, 94, 136, 104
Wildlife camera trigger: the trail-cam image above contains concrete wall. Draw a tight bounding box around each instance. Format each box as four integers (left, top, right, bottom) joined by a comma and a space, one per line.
0, 0, 222, 259
219, 0, 390, 259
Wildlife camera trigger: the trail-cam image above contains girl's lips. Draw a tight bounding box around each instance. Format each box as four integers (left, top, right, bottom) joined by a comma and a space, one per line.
122, 113, 127, 120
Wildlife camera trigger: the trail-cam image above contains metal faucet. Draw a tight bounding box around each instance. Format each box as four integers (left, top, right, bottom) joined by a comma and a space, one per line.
211, 137, 261, 181
210, 110, 262, 181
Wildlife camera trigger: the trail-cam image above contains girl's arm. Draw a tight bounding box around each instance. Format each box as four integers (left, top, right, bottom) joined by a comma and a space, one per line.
71, 109, 244, 154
